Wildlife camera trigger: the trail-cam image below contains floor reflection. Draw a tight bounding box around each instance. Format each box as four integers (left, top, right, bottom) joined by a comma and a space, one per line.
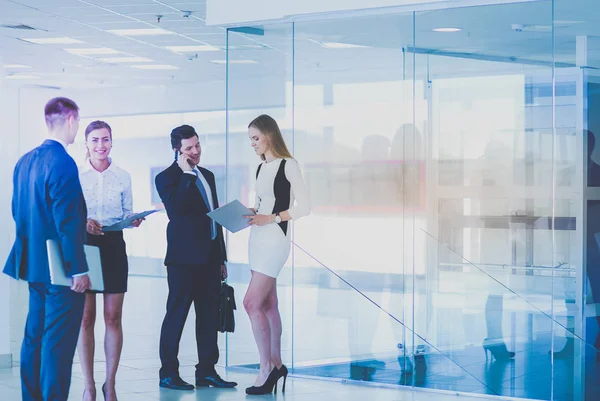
282, 335, 600, 401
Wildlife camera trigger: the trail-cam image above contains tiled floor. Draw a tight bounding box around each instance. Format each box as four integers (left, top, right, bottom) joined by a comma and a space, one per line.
0, 363, 501, 401
2, 274, 585, 400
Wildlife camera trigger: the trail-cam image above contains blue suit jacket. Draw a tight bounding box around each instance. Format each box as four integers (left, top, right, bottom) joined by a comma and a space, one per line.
155, 162, 227, 267
3, 140, 89, 283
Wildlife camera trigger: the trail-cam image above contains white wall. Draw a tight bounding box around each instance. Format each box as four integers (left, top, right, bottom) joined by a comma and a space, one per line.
0, 86, 20, 366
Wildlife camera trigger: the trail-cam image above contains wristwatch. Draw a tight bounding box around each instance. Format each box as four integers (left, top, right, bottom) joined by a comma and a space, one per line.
274, 213, 282, 224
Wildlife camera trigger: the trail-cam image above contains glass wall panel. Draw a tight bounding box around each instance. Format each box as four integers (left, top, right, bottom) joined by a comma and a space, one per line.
415, 1, 557, 398
554, 0, 600, 399
223, 1, 598, 399
291, 12, 417, 381
225, 24, 294, 369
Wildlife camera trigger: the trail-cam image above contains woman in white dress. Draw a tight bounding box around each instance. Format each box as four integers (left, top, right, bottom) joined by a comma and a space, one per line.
243, 115, 310, 395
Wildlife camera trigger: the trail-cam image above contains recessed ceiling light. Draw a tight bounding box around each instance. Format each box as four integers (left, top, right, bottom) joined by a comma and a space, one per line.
310, 40, 369, 49
432, 27, 462, 32
21, 37, 84, 44
166, 45, 221, 52
6, 74, 41, 80
98, 56, 153, 63
64, 48, 121, 56
3, 64, 32, 69
131, 64, 179, 70
108, 28, 175, 36
210, 60, 257, 64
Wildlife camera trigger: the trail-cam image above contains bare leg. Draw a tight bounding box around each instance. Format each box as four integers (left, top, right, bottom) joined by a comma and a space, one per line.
243, 271, 276, 386
263, 284, 282, 368
103, 293, 125, 401
77, 294, 97, 401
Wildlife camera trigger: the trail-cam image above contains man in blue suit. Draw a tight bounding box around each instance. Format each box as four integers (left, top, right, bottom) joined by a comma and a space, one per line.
3, 97, 91, 400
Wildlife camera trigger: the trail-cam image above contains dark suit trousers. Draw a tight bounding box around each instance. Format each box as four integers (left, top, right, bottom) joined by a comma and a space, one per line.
159, 241, 221, 379
21, 283, 85, 401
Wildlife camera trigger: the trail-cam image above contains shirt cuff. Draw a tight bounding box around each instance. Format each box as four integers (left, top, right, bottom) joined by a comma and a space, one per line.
72, 272, 88, 277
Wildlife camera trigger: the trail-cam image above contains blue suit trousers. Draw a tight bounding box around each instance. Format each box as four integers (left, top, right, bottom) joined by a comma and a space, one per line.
21, 283, 85, 401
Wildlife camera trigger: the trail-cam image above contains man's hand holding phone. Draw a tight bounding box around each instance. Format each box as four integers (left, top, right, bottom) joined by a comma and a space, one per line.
177, 152, 194, 172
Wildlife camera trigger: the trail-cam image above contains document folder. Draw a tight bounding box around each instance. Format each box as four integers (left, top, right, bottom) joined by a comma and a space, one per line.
207, 200, 255, 233
102, 209, 160, 232
47, 240, 105, 291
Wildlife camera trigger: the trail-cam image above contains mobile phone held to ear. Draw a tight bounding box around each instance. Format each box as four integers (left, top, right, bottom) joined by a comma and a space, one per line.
175, 150, 195, 167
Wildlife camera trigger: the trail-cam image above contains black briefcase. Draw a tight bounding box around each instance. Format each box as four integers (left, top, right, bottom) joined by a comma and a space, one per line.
219, 282, 236, 333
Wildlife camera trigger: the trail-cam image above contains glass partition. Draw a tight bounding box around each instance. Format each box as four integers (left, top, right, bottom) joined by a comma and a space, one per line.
225, 24, 294, 368
221, 0, 600, 399
291, 11, 417, 378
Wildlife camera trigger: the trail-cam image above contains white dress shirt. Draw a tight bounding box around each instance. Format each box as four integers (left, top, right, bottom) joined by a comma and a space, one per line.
79, 158, 133, 227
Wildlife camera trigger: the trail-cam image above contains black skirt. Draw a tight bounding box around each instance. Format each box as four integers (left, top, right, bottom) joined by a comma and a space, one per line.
86, 230, 129, 294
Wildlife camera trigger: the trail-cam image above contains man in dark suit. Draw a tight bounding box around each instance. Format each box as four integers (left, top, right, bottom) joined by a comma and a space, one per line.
155, 125, 237, 390
3, 97, 91, 400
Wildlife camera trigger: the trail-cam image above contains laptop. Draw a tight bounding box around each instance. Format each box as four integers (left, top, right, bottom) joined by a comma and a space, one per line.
46, 240, 105, 291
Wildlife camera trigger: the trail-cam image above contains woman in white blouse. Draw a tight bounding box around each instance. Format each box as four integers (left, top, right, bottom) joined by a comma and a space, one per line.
77, 121, 143, 401
243, 115, 310, 395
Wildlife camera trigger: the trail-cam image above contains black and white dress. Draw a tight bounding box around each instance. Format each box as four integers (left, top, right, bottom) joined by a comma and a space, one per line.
79, 158, 132, 293
249, 158, 310, 278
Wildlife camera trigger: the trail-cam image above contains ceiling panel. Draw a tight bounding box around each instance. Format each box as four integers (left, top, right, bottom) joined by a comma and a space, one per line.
1, 0, 599, 91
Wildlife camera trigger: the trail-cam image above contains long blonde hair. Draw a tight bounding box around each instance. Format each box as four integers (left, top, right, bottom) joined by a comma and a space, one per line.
248, 114, 292, 161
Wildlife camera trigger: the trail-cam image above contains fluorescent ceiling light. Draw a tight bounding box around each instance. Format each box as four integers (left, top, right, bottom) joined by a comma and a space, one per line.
6, 74, 41, 80
108, 28, 175, 36
227, 44, 271, 50
131, 64, 179, 70
210, 60, 257, 64
166, 45, 221, 52
21, 37, 84, 44
314, 41, 369, 49
432, 27, 462, 32
3, 64, 32, 69
98, 56, 152, 63
64, 48, 121, 56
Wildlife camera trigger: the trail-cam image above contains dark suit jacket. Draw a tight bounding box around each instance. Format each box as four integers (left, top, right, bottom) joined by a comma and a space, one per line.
3, 140, 89, 283
155, 162, 227, 266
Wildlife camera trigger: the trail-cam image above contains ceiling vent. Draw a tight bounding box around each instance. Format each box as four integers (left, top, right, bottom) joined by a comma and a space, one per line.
0, 24, 37, 30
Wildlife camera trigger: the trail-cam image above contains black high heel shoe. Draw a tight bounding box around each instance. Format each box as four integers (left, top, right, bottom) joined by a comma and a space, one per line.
245, 367, 279, 395
277, 364, 288, 393
483, 338, 515, 361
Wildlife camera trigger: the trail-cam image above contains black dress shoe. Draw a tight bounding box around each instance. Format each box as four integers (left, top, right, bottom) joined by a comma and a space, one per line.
196, 373, 237, 388
159, 376, 195, 391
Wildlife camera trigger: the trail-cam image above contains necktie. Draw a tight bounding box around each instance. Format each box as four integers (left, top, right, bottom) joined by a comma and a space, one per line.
194, 170, 217, 240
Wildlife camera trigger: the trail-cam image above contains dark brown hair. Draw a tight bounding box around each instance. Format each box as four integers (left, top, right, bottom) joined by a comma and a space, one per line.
248, 114, 292, 161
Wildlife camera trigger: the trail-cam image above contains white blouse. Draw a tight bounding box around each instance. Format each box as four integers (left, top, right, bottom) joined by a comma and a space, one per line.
79, 158, 133, 227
